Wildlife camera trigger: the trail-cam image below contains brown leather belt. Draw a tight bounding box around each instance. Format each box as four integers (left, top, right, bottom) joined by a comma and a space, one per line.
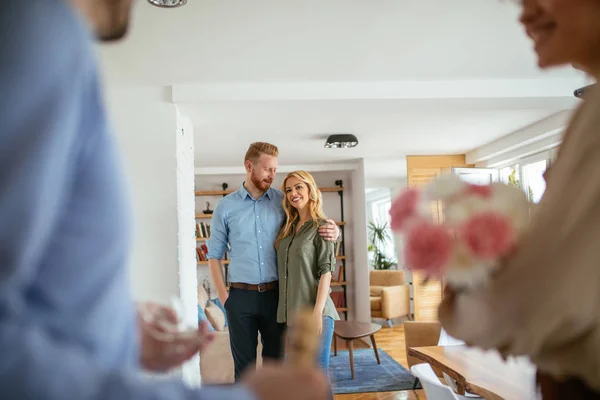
229, 281, 278, 292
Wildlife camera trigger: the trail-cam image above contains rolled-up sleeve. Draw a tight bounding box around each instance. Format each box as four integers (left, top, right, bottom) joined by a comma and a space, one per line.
207, 202, 228, 260
314, 235, 336, 278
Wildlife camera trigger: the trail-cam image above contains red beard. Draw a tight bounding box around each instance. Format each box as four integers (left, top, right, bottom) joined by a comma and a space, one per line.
251, 174, 272, 191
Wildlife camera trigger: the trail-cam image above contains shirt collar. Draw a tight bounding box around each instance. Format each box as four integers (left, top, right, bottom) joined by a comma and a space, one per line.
238, 182, 273, 200
238, 183, 251, 200
264, 187, 273, 200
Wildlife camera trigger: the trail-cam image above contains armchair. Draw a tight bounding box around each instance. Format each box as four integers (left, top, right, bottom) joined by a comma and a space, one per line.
369, 270, 411, 326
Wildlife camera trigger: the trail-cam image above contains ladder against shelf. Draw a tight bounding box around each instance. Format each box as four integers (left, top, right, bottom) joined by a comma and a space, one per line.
320, 180, 348, 320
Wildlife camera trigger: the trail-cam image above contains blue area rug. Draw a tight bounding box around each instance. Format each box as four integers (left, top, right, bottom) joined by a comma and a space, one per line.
329, 349, 419, 394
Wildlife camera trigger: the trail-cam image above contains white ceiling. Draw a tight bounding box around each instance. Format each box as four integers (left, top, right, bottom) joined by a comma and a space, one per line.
99, 0, 586, 176
101, 0, 580, 84
182, 99, 560, 167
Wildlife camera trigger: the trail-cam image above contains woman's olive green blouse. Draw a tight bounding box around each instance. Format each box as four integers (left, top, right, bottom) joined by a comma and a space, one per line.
276, 219, 340, 326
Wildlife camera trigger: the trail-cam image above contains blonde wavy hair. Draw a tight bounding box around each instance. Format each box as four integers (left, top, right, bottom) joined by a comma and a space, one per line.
275, 170, 327, 249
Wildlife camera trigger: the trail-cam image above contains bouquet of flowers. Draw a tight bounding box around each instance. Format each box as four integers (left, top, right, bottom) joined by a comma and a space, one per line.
389, 174, 530, 290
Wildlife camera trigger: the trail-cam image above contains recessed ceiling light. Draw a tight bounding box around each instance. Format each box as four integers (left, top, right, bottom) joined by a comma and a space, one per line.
147, 0, 187, 8
324, 134, 359, 149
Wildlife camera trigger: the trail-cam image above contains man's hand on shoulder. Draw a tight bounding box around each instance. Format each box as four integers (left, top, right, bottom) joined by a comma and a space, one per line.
318, 219, 340, 242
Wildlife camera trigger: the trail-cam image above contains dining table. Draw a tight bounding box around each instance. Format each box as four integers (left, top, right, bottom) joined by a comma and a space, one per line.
408, 345, 538, 400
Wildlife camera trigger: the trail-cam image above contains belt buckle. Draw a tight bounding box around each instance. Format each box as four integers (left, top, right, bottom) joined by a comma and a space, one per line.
257, 283, 266, 292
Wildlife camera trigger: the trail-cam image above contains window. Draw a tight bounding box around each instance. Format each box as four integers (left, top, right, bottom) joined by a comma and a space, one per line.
499, 164, 520, 189
370, 198, 396, 261
522, 159, 547, 203
373, 199, 391, 226
495, 148, 554, 203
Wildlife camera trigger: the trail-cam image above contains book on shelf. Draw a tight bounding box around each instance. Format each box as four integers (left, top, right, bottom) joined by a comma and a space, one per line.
329, 291, 345, 308
196, 222, 211, 238
196, 244, 229, 262
196, 244, 209, 261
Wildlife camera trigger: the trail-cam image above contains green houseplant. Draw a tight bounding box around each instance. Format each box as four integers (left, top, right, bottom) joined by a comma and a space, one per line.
367, 220, 397, 270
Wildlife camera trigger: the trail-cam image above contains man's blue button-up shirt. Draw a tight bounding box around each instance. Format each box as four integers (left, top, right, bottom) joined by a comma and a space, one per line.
207, 185, 285, 284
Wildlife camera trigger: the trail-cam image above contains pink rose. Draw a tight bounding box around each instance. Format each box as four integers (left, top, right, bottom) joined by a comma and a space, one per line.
390, 188, 420, 231
461, 212, 515, 259
404, 221, 452, 274
465, 184, 493, 198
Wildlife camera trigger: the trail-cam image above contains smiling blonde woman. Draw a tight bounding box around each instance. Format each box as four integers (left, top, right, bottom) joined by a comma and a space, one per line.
275, 170, 339, 372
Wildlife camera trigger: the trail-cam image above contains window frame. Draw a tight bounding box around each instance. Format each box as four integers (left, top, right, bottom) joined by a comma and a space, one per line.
493, 147, 557, 199
369, 197, 396, 261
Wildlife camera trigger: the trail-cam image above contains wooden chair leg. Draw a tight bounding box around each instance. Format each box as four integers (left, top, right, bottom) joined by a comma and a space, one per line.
347, 340, 355, 379
369, 334, 381, 364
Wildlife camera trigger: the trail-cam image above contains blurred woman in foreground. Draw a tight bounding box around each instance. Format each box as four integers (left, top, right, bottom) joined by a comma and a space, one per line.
439, 0, 600, 398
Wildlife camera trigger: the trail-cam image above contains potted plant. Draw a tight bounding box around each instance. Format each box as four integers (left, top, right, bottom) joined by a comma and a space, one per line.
367, 220, 397, 270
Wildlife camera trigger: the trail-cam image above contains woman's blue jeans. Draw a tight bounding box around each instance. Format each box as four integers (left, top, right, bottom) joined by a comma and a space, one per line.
318, 316, 335, 372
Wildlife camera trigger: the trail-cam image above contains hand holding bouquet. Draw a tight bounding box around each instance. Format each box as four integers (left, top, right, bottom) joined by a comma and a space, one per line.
389, 174, 530, 290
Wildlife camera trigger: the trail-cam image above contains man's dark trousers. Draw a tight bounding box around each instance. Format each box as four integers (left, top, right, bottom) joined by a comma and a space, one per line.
224, 283, 285, 381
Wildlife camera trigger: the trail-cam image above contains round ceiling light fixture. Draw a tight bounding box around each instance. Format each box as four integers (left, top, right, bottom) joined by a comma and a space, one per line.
324, 134, 359, 149
147, 0, 187, 8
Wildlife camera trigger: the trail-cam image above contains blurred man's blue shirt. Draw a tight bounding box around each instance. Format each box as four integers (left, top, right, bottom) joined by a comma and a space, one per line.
0, 1, 254, 399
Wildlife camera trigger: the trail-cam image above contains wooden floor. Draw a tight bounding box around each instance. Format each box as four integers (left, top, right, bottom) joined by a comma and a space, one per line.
333, 323, 426, 400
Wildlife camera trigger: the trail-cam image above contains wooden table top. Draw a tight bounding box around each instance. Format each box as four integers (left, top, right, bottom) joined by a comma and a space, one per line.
408, 345, 537, 400
334, 321, 381, 339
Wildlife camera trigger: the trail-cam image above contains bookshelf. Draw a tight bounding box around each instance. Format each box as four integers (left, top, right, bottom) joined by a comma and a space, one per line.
195, 180, 349, 320
324, 180, 348, 320
195, 184, 232, 282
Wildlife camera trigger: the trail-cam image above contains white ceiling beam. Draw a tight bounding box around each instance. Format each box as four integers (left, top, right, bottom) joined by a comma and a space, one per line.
466, 109, 571, 165
172, 78, 585, 103
194, 162, 358, 176
478, 131, 563, 167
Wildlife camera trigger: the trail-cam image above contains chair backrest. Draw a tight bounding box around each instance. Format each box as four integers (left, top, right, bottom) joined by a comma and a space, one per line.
438, 328, 465, 346
411, 363, 461, 400
404, 321, 442, 369
369, 269, 405, 286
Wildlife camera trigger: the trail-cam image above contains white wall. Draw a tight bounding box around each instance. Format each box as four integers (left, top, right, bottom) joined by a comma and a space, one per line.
350, 160, 370, 323
105, 87, 199, 385
175, 110, 201, 386
195, 164, 371, 322
106, 87, 181, 302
